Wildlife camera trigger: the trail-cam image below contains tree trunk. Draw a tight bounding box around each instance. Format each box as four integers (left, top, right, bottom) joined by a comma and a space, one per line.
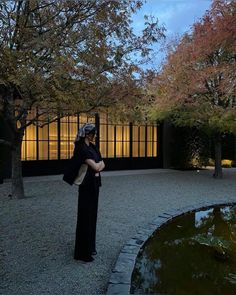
214, 133, 223, 179
11, 139, 25, 198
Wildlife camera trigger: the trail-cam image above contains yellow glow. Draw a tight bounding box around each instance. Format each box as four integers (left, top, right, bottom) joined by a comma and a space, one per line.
123, 126, 129, 141
60, 117, 68, 123
49, 122, 57, 140
27, 109, 36, 120
139, 142, 145, 157
69, 123, 77, 141
147, 126, 153, 141
107, 142, 114, 157
108, 125, 114, 141
60, 141, 68, 160
25, 141, 36, 160
39, 141, 48, 160
100, 124, 107, 141
25, 124, 36, 141
221, 159, 232, 167
69, 116, 78, 122
79, 113, 95, 125
147, 142, 152, 157
99, 113, 107, 124
123, 142, 130, 157
49, 141, 58, 160
133, 126, 139, 141
17, 121, 21, 128
140, 126, 145, 141
99, 142, 107, 158
116, 126, 122, 141
153, 142, 157, 156
60, 123, 68, 140
153, 127, 157, 141
22, 123, 36, 160
116, 141, 122, 157
133, 142, 139, 157
38, 125, 48, 140
22, 114, 158, 160
22, 141, 26, 160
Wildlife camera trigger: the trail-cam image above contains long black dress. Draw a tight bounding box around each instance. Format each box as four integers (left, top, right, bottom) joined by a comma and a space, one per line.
74, 143, 102, 261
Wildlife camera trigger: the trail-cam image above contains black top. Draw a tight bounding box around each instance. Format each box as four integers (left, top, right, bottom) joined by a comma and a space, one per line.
79, 143, 102, 187
63, 142, 102, 186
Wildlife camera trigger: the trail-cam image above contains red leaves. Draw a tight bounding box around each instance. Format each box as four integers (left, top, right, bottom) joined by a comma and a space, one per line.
150, 0, 236, 133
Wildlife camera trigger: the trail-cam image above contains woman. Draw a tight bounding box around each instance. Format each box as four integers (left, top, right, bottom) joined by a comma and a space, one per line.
73, 123, 105, 262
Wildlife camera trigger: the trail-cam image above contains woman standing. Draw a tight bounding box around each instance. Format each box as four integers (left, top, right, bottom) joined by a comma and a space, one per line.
73, 123, 105, 262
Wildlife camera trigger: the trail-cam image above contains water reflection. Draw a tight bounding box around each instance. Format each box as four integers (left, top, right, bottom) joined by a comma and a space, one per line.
131, 204, 236, 295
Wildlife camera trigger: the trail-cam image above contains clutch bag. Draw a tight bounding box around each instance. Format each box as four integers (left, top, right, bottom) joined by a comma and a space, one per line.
74, 164, 88, 185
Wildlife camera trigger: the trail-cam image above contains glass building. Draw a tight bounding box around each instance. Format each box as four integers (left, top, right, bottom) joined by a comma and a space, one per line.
21, 112, 162, 176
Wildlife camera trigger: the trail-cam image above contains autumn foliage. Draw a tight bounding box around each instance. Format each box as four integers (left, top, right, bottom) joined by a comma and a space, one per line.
0, 0, 165, 198
150, 0, 236, 178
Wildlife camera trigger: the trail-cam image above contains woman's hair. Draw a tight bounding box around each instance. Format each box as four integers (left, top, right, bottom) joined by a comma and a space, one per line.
73, 123, 96, 156
74, 123, 96, 142
87, 128, 96, 136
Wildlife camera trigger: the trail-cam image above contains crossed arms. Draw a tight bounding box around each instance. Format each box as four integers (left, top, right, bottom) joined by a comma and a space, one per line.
85, 159, 105, 172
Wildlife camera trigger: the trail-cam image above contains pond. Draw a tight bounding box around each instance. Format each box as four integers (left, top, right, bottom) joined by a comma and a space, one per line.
131, 204, 236, 295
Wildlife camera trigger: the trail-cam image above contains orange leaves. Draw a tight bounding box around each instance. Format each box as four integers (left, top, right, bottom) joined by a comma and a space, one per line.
149, 0, 236, 133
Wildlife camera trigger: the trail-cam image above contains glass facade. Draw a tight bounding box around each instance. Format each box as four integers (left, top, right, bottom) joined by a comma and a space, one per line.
21, 113, 158, 161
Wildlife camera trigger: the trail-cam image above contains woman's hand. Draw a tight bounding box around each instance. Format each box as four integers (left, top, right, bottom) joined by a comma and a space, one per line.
85, 159, 105, 172
99, 160, 105, 171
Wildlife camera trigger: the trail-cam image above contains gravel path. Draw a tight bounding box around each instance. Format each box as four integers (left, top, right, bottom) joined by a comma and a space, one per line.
0, 168, 235, 295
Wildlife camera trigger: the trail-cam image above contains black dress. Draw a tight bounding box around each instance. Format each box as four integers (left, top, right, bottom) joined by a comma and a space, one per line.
74, 143, 102, 261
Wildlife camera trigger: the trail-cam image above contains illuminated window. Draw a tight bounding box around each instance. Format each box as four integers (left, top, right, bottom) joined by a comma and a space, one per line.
99, 120, 130, 158
49, 122, 58, 160
132, 125, 140, 157
115, 125, 130, 158
39, 141, 48, 160
21, 112, 159, 161
22, 123, 36, 160
107, 142, 115, 157
60, 116, 78, 159
132, 125, 158, 157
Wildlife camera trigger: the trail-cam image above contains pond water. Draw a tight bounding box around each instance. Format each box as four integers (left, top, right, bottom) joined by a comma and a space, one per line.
131, 204, 236, 295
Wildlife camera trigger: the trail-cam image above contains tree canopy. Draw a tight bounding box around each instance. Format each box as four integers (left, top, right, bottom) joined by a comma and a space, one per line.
0, 0, 165, 198
0, 0, 165, 130
149, 0, 236, 134
148, 0, 236, 178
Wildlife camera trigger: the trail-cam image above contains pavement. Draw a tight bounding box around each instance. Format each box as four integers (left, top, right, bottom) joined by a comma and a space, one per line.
0, 168, 235, 295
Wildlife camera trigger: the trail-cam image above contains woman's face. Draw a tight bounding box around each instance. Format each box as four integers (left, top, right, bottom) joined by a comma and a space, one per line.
86, 132, 96, 142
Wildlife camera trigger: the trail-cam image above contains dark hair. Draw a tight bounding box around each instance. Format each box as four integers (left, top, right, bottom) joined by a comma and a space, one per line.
87, 128, 96, 136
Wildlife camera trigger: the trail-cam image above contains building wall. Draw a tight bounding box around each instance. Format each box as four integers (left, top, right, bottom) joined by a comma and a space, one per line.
20, 112, 162, 176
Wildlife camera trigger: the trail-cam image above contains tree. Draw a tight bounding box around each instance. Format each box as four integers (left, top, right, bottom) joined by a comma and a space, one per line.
149, 0, 236, 178
0, 0, 165, 198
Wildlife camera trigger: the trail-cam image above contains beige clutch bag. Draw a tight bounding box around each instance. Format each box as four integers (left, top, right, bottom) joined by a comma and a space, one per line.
74, 164, 88, 185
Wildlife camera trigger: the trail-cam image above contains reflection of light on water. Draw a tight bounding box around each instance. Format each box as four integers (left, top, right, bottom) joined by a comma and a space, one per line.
132, 204, 236, 295
221, 206, 232, 221
138, 253, 162, 288
195, 208, 213, 228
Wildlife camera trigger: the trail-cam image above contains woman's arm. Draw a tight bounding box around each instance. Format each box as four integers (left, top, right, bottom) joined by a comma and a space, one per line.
85, 159, 105, 172
99, 160, 105, 171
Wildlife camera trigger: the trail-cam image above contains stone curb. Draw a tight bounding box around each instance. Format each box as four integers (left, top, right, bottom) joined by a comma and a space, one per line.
106, 199, 236, 295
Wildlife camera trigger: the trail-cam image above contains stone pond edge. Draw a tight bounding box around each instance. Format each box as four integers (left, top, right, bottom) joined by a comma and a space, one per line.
106, 198, 236, 295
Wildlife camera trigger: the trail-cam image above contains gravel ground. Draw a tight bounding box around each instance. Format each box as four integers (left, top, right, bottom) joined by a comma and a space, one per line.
0, 168, 235, 295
